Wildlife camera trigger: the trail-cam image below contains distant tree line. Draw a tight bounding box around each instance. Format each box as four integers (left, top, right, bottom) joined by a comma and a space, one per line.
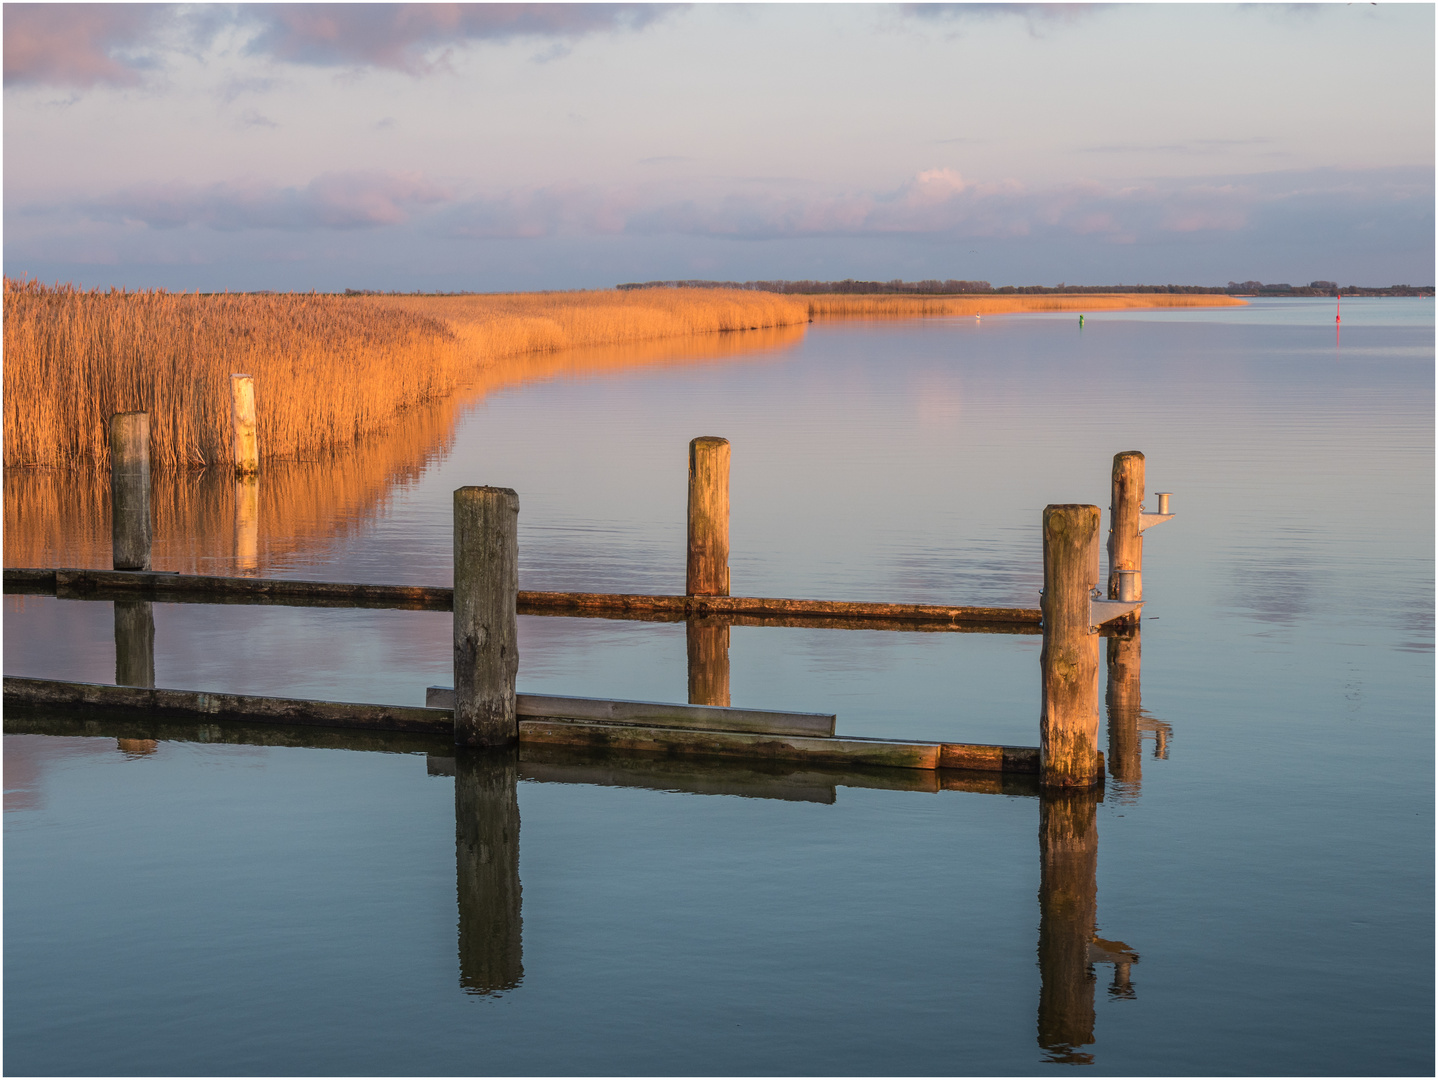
618, 278, 1434, 297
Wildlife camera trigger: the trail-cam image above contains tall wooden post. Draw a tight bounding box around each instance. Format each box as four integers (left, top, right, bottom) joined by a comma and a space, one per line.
686, 618, 731, 707
109, 412, 152, 571
231, 375, 259, 475
1107, 451, 1144, 602
455, 748, 523, 995
454, 486, 519, 747
687, 436, 730, 596
1041, 504, 1102, 788
114, 600, 155, 688
1036, 787, 1099, 1065
235, 475, 260, 573
1106, 631, 1142, 800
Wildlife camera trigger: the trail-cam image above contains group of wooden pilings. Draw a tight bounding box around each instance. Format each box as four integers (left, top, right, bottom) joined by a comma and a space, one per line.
85, 405, 1173, 789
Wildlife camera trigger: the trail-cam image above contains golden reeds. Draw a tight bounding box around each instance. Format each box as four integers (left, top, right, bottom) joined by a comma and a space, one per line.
803, 293, 1247, 319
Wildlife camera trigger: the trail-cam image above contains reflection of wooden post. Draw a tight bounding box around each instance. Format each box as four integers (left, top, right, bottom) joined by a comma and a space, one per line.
1040, 504, 1102, 788
686, 618, 730, 707
109, 412, 152, 571
114, 600, 155, 688
454, 486, 519, 747
235, 475, 260, 574
1107, 451, 1144, 602
1106, 631, 1141, 797
455, 749, 522, 995
231, 375, 259, 475
1036, 787, 1098, 1065
686, 436, 730, 596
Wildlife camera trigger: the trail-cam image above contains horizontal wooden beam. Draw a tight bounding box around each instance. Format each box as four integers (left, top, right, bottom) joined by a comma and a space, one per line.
426, 686, 835, 737
4, 567, 1041, 631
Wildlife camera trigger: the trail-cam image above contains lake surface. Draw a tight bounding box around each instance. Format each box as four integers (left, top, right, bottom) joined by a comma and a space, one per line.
5, 298, 1433, 1075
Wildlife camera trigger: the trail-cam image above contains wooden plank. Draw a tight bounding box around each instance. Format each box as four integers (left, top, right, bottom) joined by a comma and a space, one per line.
3, 677, 452, 734
518, 718, 943, 770
426, 686, 837, 738
940, 742, 1040, 773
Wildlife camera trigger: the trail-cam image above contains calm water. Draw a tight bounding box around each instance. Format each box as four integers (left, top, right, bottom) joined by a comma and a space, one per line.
5, 298, 1433, 1075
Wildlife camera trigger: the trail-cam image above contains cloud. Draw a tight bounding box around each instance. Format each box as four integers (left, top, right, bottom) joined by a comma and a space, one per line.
4, 3, 682, 88
3, 4, 166, 87
68, 172, 456, 231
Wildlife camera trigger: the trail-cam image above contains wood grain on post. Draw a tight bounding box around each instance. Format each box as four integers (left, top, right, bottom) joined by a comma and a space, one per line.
109, 412, 152, 571
1105, 631, 1141, 797
231, 375, 259, 475
1040, 504, 1102, 788
113, 600, 155, 688
686, 618, 730, 707
686, 436, 730, 596
455, 749, 523, 994
1107, 451, 1144, 602
453, 486, 519, 747
1036, 788, 1099, 1065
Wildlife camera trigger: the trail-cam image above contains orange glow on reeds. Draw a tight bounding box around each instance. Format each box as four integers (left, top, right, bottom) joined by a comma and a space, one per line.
803, 293, 1247, 319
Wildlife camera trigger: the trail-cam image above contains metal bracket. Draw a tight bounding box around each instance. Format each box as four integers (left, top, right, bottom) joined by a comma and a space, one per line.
1091, 591, 1142, 632
1138, 492, 1174, 533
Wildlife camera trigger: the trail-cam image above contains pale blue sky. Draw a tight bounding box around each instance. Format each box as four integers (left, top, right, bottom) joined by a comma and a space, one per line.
4, 3, 1433, 290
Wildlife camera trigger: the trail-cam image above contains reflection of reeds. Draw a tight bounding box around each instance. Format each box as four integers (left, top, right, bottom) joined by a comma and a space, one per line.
3, 281, 810, 471
805, 293, 1246, 318
3, 324, 807, 573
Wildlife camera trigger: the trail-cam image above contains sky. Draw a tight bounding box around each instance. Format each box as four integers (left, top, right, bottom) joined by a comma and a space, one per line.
4, 2, 1433, 291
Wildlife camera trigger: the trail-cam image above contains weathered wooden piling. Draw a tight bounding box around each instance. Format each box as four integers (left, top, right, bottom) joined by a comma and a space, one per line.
109, 412, 152, 571
1036, 787, 1099, 1064
1107, 451, 1144, 602
235, 476, 260, 573
686, 436, 730, 596
453, 486, 520, 747
455, 749, 522, 994
230, 374, 259, 475
1105, 631, 1141, 797
113, 600, 155, 689
1040, 504, 1102, 788
686, 618, 731, 707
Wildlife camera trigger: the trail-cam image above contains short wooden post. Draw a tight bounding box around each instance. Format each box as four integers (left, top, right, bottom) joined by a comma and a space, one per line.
1107, 451, 1144, 602
231, 374, 259, 475
1036, 787, 1099, 1064
109, 412, 152, 571
1105, 631, 1141, 798
686, 618, 731, 707
455, 748, 523, 994
1040, 504, 1102, 788
113, 600, 155, 688
687, 436, 730, 596
454, 486, 519, 747
235, 476, 260, 573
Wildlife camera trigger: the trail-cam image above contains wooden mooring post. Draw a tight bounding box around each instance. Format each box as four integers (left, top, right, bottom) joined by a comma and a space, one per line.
1105, 631, 1141, 797
686, 617, 730, 707
109, 412, 152, 571
1040, 504, 1102, 788
453, 486, 520, 747
687, 436, 730, 596
231, 374, 259, 475
1107, 451, 1144, 602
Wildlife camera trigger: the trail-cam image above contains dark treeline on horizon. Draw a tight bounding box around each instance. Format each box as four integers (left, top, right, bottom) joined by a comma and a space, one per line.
614, 278, 1434, 298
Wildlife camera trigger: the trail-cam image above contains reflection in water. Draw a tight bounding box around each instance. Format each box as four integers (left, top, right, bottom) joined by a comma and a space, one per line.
113, 602, 158, 755
2, 324, 805, 578
454, 748, 523, 996
1105, 630, 1172, 803
1036, 788, 1138, 1065
685, 618, 730, 707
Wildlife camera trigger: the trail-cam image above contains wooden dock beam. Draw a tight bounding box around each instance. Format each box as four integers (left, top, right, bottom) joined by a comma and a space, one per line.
687, 436, 730, 596
109, 412, 152, 571
1107, 451, 1144, 603
454, 486, 520, 747
1040, 504, 1102, 788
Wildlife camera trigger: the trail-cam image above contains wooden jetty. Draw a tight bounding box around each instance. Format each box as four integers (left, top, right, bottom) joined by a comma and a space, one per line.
4, 407, 1180, 786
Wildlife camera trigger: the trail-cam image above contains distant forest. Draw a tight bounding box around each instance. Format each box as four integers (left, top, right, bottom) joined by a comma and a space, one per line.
616, 278, 1434, 298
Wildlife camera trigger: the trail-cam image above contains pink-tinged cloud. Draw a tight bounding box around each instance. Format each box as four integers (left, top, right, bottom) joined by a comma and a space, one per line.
77, 172, 455, 231
3, 3, 164, 87
245, 4, 681, 72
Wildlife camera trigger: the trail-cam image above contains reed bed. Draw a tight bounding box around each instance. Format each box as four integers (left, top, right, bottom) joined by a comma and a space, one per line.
803, 292, 1246, 319
3, 281, 810, 471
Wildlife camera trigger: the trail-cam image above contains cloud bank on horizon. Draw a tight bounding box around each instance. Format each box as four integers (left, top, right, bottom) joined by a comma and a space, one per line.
5, 3, 1432, 291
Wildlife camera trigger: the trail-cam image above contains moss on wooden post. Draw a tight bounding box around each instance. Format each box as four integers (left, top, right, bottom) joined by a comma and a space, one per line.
1041, 504, 1102, 788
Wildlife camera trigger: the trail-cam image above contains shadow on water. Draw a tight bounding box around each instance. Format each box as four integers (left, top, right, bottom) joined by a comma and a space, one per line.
1, 324, 806, 576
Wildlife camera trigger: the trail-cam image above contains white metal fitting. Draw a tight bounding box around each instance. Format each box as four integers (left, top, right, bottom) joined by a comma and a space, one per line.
1114, 568, 1140, 603
1138, 491, 1174, 533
